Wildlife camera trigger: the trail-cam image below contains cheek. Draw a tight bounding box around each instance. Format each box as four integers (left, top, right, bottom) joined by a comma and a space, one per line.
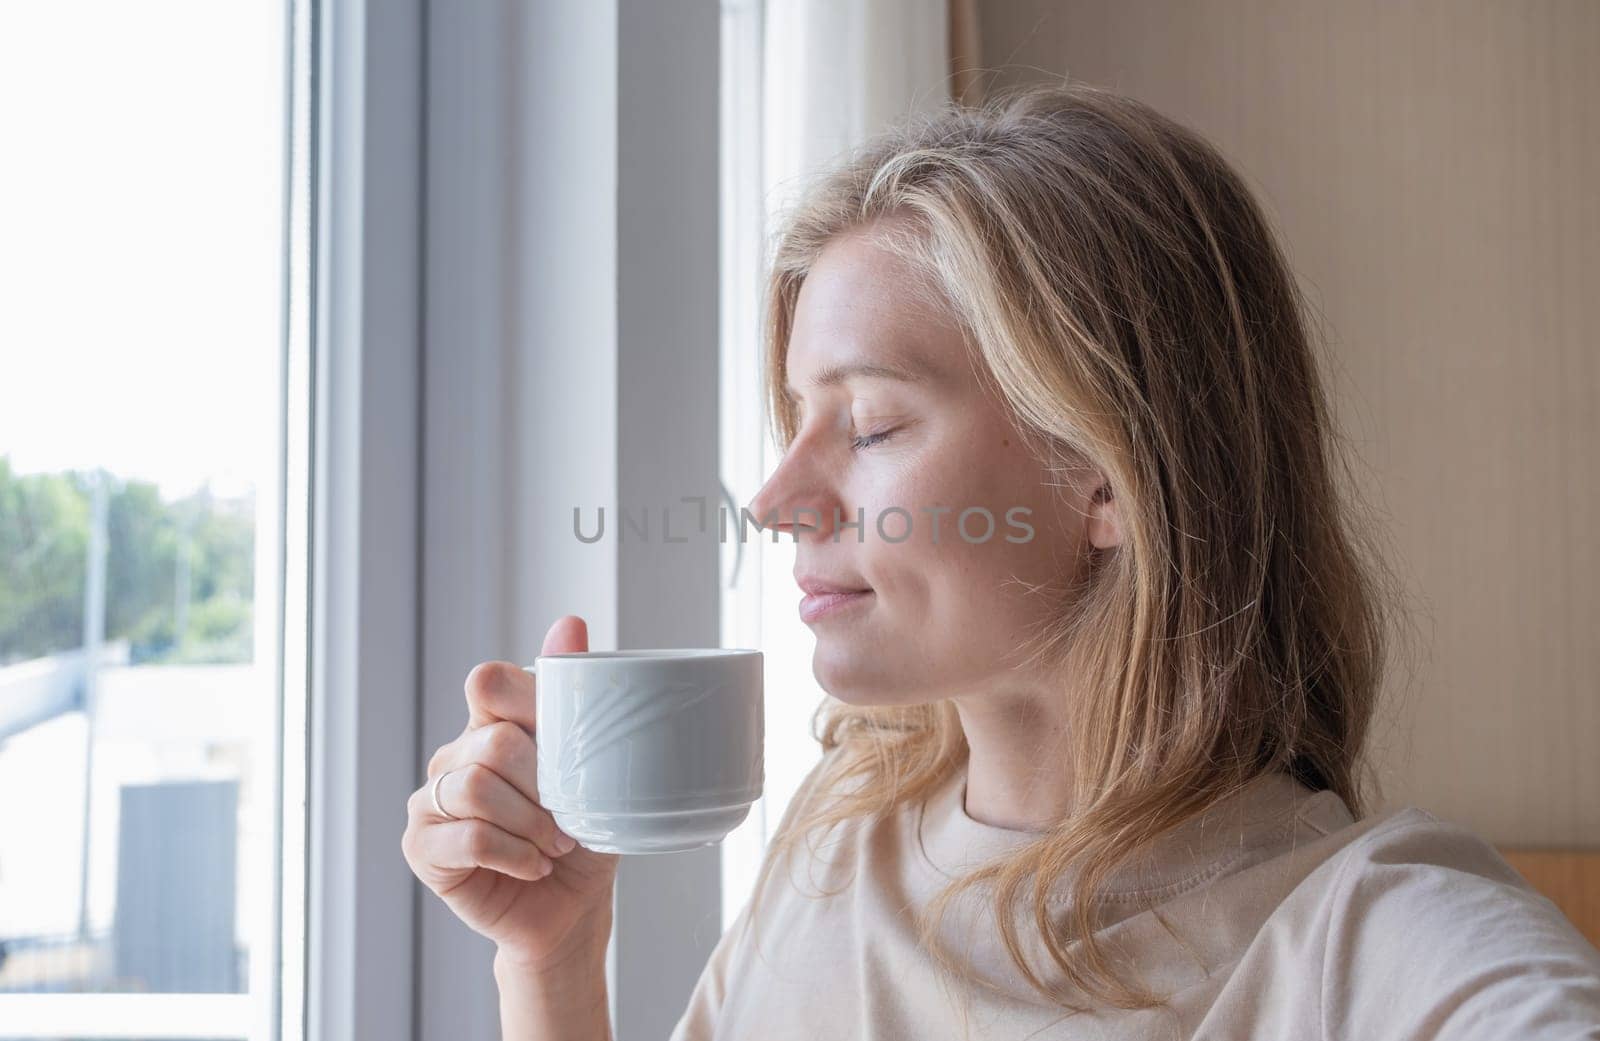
848, 436, 1079, 621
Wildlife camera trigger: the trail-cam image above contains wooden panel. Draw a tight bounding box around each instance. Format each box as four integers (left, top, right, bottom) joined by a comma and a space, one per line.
1500, 849, 1600, 948
978, 0, 1600, 846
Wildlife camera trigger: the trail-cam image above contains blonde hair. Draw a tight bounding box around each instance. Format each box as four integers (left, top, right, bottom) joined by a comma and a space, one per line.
745, 82, 1413, 1022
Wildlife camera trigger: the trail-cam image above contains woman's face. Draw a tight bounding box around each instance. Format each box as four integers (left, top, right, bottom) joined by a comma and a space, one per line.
747, 225, 1120, 707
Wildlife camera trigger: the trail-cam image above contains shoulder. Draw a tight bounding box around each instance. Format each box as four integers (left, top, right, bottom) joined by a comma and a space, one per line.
1314, 806, 1600, 1040
1320, 805, 1569, 928
1326, 805, 1532, 891
1319, 805, 1590, 954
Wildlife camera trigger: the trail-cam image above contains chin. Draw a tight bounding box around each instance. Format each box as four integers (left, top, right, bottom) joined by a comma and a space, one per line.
810, 646, 879, 705
811, 650, 936, 709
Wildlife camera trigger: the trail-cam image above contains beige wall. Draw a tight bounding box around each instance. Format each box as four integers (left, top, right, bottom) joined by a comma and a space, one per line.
977, 0, 1599, 845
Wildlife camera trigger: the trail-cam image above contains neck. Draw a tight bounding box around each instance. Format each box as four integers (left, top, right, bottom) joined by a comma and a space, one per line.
950, 683, 1076, 832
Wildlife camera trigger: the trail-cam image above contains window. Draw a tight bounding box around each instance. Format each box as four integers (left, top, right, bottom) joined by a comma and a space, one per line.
0, 2, 304, 1038
716, 0, 958, 931
718, 0, 774, 932
717, 0, 831, 931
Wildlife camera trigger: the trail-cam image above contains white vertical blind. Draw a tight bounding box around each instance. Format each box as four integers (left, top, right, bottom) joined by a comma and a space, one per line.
416, 2, 723, 1039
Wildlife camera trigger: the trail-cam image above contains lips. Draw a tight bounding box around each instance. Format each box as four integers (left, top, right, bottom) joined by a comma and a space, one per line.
795, 575, 870, 597
795, 574, 873, 624
798, 589, 872, 623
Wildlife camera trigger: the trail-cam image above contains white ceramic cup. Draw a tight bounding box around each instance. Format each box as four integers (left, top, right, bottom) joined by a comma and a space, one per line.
525, 649, 763, 855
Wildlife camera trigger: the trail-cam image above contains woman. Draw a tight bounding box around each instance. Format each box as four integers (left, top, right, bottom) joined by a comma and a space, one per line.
401, 83, 1600, 1039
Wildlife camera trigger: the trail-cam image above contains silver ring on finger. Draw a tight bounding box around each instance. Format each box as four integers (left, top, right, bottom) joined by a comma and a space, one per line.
430, 768, 461, 820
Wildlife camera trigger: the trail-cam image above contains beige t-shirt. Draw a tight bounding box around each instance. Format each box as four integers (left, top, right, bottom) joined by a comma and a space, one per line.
668, 755, 1600, 1040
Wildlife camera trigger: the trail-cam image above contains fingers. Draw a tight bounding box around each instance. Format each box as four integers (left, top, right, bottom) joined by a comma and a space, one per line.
460, 616, 588, 731
412, 761, 575, 862
464, 661, 539, 732
428, 719, 536, 797
407, 617, 597, 893
541, 614, 588, 657
416, 817, 555, 882
421, 719, 575, 859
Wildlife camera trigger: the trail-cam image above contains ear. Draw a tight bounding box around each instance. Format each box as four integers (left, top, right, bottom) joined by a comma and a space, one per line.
1085, 479, 1123, 551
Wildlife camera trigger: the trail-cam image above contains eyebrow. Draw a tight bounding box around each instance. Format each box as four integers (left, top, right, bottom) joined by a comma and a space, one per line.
782, 358, 934, 400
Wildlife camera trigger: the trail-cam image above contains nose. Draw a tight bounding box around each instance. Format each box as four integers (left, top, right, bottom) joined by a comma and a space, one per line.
746, 434, 839, 543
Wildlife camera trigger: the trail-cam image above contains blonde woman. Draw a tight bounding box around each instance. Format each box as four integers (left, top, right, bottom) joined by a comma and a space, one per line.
402, 84, 1600, 1039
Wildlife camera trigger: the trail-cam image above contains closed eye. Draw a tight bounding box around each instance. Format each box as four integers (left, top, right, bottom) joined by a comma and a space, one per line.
850, 428, 896, 451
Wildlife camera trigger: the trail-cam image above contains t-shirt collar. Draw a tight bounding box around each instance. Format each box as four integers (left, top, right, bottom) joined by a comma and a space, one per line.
913, 762, 1323, 899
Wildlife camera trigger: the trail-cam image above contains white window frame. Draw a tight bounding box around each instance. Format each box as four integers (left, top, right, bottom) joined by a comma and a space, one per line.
300, 0, 425, 1039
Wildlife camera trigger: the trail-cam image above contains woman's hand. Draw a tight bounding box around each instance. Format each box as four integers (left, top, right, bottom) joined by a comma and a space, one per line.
402, 615, 622, 970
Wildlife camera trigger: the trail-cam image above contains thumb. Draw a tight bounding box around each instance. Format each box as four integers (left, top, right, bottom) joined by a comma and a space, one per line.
541, 614, 589, 656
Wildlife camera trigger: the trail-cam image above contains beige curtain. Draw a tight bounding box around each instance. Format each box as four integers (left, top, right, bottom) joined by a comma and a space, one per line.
762, 0, 972, 221
949, 0, 984, 108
